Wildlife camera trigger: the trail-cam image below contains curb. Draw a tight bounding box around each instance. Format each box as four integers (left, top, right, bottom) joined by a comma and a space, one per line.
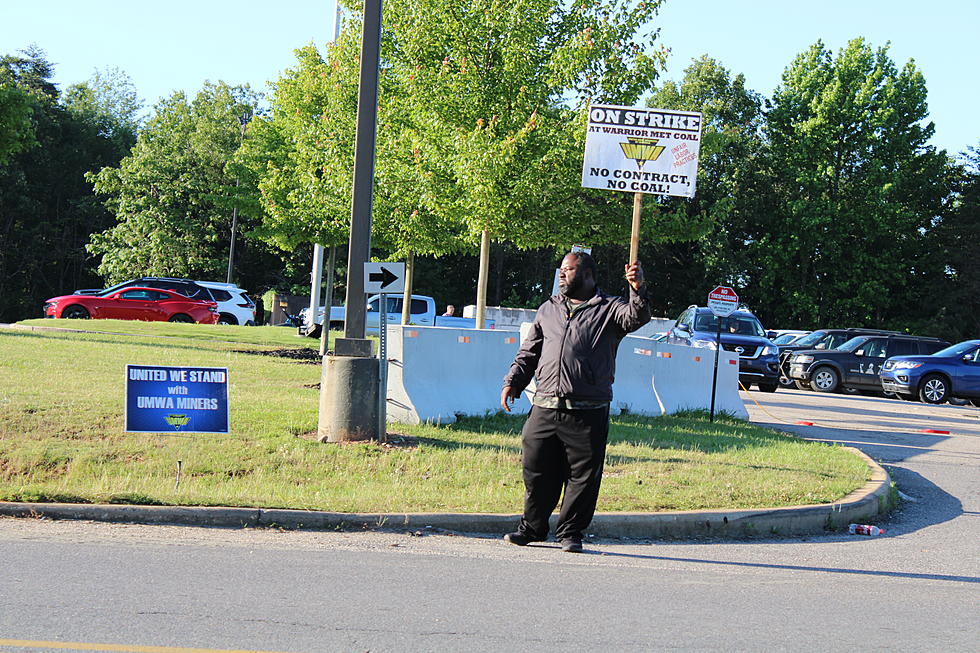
0, 448, 892, 539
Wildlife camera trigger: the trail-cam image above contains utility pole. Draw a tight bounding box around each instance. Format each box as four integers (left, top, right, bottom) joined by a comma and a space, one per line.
226, 112, 250, 285
317, 0, 383, 442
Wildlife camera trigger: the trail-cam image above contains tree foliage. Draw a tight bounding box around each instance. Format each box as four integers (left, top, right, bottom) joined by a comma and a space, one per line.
739, 38, 953, 329
87, 82, 264, 284
0, 48, 137, 321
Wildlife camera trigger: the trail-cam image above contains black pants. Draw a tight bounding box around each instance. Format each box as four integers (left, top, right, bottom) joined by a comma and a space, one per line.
518, 404, 610, 541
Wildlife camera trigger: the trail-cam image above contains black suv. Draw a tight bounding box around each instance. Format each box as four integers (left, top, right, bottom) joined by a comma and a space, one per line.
777, 328, 901, 388
667, 305, 781, 391
786, 333, 951, 394
74, 277, 216, 302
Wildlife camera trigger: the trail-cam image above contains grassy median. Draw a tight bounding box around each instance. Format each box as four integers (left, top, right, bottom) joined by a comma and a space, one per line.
0, 321, 870, 513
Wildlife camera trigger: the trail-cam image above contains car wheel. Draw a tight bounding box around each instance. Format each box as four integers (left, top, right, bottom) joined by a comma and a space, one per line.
918, 374, 949, 404
244, 320, 255, 326
794, 380, 812, 391
758, 382, 778, 393
329, 321, 344, 331
947, 397, 969, 406
62, 305, 90, 319
811, 366, 840, 393
169, 314, 194, 323
217, 313, 238, 325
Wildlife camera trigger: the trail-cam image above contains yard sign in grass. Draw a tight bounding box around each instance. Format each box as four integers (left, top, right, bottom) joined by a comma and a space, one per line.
125, 364, 229, 434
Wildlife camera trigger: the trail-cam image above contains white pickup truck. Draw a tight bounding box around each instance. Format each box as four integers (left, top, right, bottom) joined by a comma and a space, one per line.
302, 294, 494, 334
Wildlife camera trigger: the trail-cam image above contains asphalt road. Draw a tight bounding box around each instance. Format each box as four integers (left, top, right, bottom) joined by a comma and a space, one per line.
1, 389, 977, 653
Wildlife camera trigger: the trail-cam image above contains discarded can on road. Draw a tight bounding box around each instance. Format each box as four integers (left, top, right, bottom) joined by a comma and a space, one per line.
849, 523, 884, 536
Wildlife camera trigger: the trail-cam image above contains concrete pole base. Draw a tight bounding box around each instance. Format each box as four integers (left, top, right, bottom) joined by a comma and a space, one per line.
317, 355, 379, 442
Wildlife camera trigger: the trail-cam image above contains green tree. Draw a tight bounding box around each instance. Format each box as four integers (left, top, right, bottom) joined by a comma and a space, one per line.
0, 82, 35, 164
0, 47, 135, 321
921, 144, 980, 339
87, 81, 265, 285
748, 38, 953, 329
641, 55, 766, 317
63, 66, 143, 152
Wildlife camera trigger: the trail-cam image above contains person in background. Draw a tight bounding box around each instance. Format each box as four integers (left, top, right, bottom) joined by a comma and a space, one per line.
499, 251, 650, 553
442, 304, 456, 317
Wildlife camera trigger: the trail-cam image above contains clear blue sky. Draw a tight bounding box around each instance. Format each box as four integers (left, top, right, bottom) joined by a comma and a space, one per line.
3, 0, 976, 156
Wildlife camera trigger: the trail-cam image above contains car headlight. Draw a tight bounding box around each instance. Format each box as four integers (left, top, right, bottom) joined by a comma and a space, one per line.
794, 355, 814, 364
692, 338, 718, 350
892, 361, 923, 370
763, 345, 779, 356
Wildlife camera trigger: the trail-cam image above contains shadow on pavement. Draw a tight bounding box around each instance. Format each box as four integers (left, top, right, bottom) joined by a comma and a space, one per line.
583, 549, 979, 584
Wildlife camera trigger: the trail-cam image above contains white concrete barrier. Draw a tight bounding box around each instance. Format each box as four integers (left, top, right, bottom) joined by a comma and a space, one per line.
386, 324, 747, 424
613, 339, 747, 419
385, 325, 530, 424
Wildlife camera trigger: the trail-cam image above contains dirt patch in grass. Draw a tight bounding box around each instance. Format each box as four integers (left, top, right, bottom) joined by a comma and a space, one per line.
233, 348, 323, 363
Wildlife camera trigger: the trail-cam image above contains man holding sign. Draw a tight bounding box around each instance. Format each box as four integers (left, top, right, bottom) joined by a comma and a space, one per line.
500, 251, 650, 553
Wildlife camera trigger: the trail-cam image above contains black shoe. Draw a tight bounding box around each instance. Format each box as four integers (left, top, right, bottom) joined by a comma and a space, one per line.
560, 537, 583, 553
503, 531, 543, 546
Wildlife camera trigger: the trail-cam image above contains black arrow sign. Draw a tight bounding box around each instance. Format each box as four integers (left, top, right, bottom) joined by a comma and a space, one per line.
369, 266, 399, 289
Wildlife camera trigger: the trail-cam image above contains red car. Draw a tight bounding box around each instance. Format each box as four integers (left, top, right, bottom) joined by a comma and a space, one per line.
43, 287, 219, 324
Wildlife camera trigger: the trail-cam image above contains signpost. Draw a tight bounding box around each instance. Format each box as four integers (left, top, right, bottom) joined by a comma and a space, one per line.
364, 261, 404, 442
581, 104, 703, 263
707, 286, 738, 422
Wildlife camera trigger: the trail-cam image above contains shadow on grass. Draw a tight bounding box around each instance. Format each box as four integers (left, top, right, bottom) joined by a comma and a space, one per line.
423, 411, 835, 470
1, 328, 289, 357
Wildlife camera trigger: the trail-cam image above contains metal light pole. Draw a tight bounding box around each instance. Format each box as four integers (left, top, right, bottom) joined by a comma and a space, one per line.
317, 0, 383, 442
308, 1, 345, 335
226, 112, 250, 285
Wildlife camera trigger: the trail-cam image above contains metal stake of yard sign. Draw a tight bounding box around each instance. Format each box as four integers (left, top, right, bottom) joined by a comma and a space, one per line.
378, 293, 388, 442
710, 319, 721, 422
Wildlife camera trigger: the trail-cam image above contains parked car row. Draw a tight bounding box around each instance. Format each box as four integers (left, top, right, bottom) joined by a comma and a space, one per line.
665, 300, 978, 408
44, 277, 256, 325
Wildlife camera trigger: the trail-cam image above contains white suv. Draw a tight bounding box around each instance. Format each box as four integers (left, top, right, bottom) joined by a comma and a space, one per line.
195, 281, 256, 326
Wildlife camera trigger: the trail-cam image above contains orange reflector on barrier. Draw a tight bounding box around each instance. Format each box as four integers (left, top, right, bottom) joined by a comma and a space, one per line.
504, 337, 517, 344
657, 351, 672, 358
634, 348, 652, 356
406, 330, 418, 338
729, 359, 737, 365
694, 356, 701, 362
458, 336, 471, 344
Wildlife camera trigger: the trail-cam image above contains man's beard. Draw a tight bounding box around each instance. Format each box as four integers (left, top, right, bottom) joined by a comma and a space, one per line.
559, 276, 582, 297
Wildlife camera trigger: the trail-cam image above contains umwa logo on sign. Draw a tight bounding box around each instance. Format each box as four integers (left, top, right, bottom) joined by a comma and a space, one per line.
581, 104, 703, 198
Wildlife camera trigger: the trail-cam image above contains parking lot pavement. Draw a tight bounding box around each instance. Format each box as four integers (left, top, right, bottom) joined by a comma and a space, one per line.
740, 387, 980, 542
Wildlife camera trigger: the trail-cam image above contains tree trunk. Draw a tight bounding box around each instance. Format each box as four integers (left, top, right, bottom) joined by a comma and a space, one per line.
402, 251, 415, 325
475, 229, 490, 329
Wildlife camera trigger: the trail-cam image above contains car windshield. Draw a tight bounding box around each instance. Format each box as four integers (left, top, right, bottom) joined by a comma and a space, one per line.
773, 333, 802, 344
836, 336, 869, 353
931, 341, 979, 358
791, 330, 828, 347
95, 280, 135, 296
693, 313, 765, 337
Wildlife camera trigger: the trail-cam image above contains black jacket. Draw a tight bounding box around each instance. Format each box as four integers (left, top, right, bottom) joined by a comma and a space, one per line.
503, 286, 651, 402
